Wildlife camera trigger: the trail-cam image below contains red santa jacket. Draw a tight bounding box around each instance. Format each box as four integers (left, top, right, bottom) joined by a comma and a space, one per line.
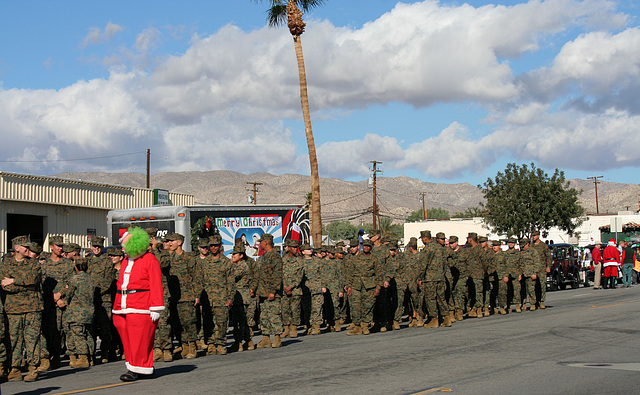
113, 252, 165, 315
602, 245, 620, 267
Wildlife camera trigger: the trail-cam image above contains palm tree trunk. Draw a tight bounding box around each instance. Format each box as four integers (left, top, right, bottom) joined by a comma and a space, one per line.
292, 35, 322, 247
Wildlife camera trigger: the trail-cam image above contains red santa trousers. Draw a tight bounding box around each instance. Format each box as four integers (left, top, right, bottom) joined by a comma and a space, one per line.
113, 313, 158, 374
603, 266, 618, 277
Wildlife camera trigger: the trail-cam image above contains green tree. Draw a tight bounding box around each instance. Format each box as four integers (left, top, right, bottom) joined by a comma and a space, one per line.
324, 221, 358, 241
479, 162, 584, 239
407, 207, 450, 222
451, 206, 484, 218
257, 0, 324, 247
362, 218, 403, 239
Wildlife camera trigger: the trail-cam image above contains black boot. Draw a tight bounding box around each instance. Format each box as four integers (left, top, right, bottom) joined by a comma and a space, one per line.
611, 276, 617, 289
603, 277, 609, 289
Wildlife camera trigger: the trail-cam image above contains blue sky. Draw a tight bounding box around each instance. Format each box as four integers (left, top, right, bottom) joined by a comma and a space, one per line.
1, 0, 639, 187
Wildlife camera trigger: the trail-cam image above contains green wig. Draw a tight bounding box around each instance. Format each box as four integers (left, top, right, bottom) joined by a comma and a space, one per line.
123, 227, 150, 259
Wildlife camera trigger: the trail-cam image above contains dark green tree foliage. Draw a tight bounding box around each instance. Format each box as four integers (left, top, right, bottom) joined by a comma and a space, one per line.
324, 221, 358, 241
190, 216, 219, 251
407, 207, 450, 222
451, 206, 484, 218
479, 163, 584, 239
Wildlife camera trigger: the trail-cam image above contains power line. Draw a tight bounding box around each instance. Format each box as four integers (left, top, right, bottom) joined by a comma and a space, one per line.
0, 151, 146, 163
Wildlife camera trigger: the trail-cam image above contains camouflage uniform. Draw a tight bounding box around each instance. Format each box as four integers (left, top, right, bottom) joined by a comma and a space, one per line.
168, 249, 201, 343
0, 296, 6, 373
372, 241, 392, 329
418, 235, 452, 325
303, 255, 324, 327
1, 251, 43, 372
346, 244, 382, 326
282, 251, 304, 329
321, 251, 345, 327
531, 236, 552, 306
465, 244, 486, 313
447, 240, 468, 317
388, 247, 415, 323
88, 238, 115, 361
198, 252, 234, 347
64, 269, 95, 358
496, 241, 522, 311
231, 248, 255, 345
520, 241, 542, 309
151, 244, 172, 352
251, 244, 284, 336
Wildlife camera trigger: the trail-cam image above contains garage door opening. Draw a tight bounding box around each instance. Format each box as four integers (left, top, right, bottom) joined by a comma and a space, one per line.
7, 213, 45, 250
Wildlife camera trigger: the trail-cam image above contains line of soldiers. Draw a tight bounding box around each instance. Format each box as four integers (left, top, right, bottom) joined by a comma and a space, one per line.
0, 226, 552, 383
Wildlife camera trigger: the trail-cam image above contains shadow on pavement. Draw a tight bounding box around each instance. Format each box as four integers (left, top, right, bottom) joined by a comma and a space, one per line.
154, 364, 197, 378
10, 386, 60, 395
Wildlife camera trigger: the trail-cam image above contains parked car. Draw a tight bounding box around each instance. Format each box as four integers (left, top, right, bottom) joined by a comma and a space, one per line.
547, 243, 588, 290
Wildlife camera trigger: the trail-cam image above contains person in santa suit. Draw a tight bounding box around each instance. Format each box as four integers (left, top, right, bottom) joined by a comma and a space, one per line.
602, 239, 621, 290
112, 227, 164, 382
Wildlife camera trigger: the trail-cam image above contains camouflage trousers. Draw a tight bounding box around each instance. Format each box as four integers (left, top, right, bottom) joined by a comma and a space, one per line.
350, 288, 375, 325
281, 294, 302, 326
468, 277, 485, 309
246, 297, 258, 328
154, 304, 172, 350
324, 290, 345, 325
40, 305, 63, 359
522, 276, 538, 306
258, 296, 283, 336
409, 284, 422, 317
423, 281, 450, 319
309, 293, 323, 326
498, 276, 522, 307
8, 311, 41, 368
173, 301, 197, 343
207, 306, 229, 346
394, 284, 410, 322
93, 300, 113, 358
66, 323, 93, 356
451, 278, 467, 311
538, 269, 547, 303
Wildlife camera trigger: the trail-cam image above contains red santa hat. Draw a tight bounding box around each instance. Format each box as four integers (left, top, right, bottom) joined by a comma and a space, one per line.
608, 239, 616, 246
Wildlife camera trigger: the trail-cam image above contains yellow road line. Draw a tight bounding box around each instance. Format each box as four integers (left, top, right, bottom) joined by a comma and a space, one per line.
590, 299, 640, 309
54, 382, 135, 394
411, 388, 452, 394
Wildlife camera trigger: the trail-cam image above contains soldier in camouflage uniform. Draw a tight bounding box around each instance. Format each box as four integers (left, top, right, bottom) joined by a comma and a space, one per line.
166, 233, 202, 359
387, 240, 414, 330
2, 236, 43, 382
250, 233, 284, 348
447, 236, 468, 321
193, 238, 212, 353
520, 238, 543, 311
321, 247, 345, 332
418, 232, 453, 328
147, 229, 173, 362
478, 236, 494, 317
230, 243, 255, 351
198, 235, 234, 356
60, 259, 95, 369
106, 247, 126, 359
303, 243, 325, 335
403, 238, 422, 327
531, 231, 552, 309
62, 243, 82, 262
345, 239, 382, 335
465, 233, 485, 318
39, 235, 74, 371
0, 289, 6, 381
496, 237, 522, 313
87, 236, 115, 364
372, 233, 393, 332
281, 239, 304, 338
333, 246, 348, 330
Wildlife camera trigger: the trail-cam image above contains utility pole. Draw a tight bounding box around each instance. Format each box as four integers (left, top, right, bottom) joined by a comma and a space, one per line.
246, 182, 263, 205
370, 161, 382, 230
419, 192, 427, 220
146, 149, 150, 189
587, 176, 603, 214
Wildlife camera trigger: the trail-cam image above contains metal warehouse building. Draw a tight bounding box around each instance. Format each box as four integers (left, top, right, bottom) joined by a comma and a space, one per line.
0, 172, 194, 254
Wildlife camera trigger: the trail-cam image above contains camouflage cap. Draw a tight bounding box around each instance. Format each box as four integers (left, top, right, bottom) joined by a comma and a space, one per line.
91, 236, 105, 247
258, 233, 273, 242
388, 242, 398, 250
49, 235, 64, 246
106, 247, 124, 257
27, 242, 42, 255
11, 235, 29, 247
165, 233, 184, 242
490, 240, 500, 247
284, 239, 299, 248
208, 235, 222, 245
406, 239, 418, 249
435, 232, 446, 240
532, 230, 541, 236
334, 248, 344, 255
420, 230, 431, 238
300, 243, 312, 251
520, 237, 530, 246
467, 232, 478, 240
145, 228, 158, 238
349, 239, 359, 248
335, 241, 345, 247
380, 233, 392, 243
63, 243, 81, 253
231, 243, 246, 255
198, 238, 210, 248
362, 239, 373, 247
507, 237, 517, 243
478, 236, 488, 243
449, 235, 459, 244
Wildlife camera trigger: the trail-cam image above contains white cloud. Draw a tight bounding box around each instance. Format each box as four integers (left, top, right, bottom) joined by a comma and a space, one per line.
317, 134, 404, 177
81, 22, 124, 48
135, 27, 162, 54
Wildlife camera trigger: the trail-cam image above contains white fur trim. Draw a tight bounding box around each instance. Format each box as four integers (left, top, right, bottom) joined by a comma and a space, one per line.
113, 308, 151, 315
126, 361, 154, 375
149, 306, 165, 312
120, 258, 135, 309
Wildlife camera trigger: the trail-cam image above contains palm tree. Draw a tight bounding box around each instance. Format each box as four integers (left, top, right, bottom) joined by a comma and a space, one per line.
257, 0, 324, 247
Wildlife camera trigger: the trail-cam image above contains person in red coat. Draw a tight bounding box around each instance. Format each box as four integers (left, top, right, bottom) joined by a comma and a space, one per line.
602, 239, 620, 290
592, 242, 603, 289
112, 227, 164, 381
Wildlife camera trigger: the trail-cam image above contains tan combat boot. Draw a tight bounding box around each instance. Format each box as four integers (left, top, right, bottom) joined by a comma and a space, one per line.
408, 318, 416, 327
76, 355, 90, 368
272, 335, 282, 348
380, 325, 387, 332
207, 343, 217, 356
153, 348, 163, 362
476, 307, 484, 318
424, 318, 439, 328
256, 336, 271, 348
392, 320, 401, 330
37, 357, 51, 372
529, 305, 537, 311
281, 325, 290, 338
498, 307, 507, 315
7, 368, 22, 382
69, 355, 78, 368
163, 349, 173, 362
448, 310, 456, 323
415, 315, 425, 327
180, 343, 189, 359
441, 315, 452, 327
216, 345, 227, 355
539, 302, 546, 309
24, 366, 38, 382
346, 324, 362, 336
361, 322, 370, 335
185, 342, 197, 359
483, 307, 491, 317
346, 323, 356, 330
196, 339, 207, 351
455, 309, 464, 321
289, 324, 298, 338
246, 340, 255, 350
310, 324, 321, 335
515, 304, 522, 313
468, 308, 477, 317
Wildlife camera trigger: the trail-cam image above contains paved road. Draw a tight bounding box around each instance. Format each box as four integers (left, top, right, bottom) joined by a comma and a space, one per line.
3, 285, 639, 395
